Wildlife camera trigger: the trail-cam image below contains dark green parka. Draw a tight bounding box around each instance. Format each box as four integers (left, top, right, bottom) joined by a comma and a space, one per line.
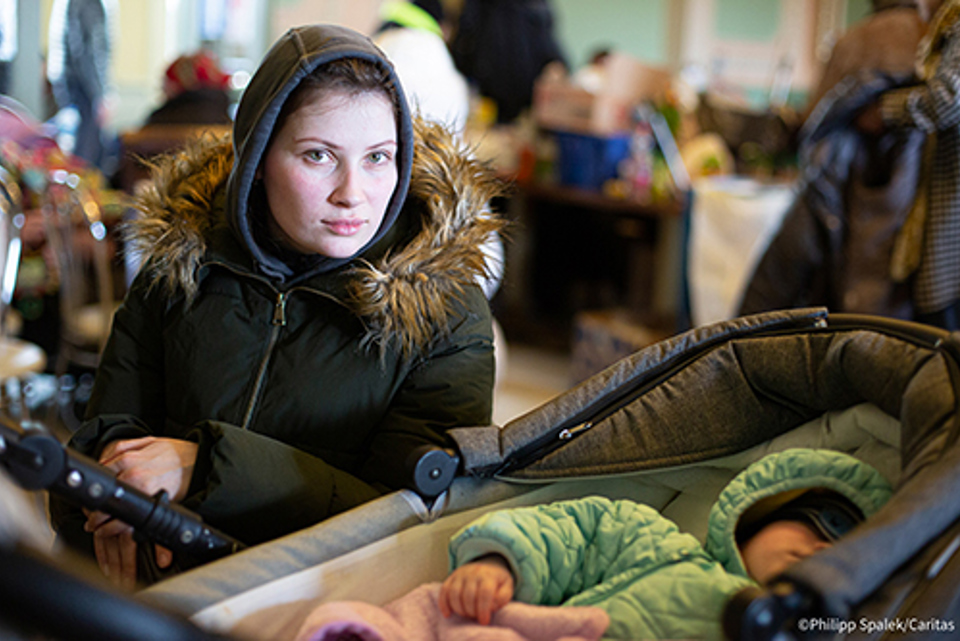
50, 25, 502, 564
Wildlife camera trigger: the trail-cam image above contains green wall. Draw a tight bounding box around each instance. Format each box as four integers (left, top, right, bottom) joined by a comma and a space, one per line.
551, 0, 670, 68
846, 0, 873, 25
715, 0, 780, 41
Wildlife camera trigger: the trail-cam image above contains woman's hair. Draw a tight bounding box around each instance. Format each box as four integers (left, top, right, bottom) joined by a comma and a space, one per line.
273, 57, 402, 137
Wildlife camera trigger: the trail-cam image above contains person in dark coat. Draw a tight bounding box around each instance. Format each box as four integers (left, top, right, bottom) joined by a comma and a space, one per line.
803, 0, 927, 120
739, 0, 932, 321
49, 24, 504, 589
450, 0, 566, 123
144, 49, 233, 126
854, 0, 960, 330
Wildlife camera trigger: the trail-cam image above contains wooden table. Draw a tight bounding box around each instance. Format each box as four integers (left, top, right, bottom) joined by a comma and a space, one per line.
495, 180, 687, 348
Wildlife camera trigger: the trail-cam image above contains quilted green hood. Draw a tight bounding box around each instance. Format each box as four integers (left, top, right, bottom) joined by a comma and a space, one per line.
705, 449, 894, 579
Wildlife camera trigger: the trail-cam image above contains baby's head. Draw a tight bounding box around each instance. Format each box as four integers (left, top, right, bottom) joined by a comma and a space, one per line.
735, 489, 865, 584
705, 449, 893, 584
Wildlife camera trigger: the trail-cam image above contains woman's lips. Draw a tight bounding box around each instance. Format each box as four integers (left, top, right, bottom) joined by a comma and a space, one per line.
324, 219, 366, 236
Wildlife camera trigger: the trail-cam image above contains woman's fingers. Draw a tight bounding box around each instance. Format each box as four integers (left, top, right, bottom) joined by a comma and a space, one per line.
100, 436, 154, 465
119, 529, 137, 590
155, 544, 173, 569
84, 509, 113, 532
99, 438, 199, 503
90, 518, 138, 589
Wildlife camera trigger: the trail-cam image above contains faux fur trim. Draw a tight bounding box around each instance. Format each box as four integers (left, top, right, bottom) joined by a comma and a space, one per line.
125, 120, 505, 356
125, 132, 234, 301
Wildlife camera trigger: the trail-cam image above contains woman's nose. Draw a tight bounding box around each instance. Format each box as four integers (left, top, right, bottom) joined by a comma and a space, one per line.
330, 167, 364, 207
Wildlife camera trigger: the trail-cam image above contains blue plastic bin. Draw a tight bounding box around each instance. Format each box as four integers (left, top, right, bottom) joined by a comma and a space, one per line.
553, 130, 631, 191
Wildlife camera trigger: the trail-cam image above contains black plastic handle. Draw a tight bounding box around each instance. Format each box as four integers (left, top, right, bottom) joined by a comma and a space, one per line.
0, 419, 244, 561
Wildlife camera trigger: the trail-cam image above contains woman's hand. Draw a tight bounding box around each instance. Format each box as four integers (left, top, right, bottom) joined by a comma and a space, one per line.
439, 554, 515, 625
99, 436, 199, 502
83, 512, 173, 590
83, 437, 199, 587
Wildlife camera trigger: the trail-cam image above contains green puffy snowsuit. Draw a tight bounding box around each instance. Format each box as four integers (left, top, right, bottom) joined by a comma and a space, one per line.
449, 448, 893, 639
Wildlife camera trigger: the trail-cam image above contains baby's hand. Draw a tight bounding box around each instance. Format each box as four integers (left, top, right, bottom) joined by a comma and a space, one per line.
439, 554, 515, 625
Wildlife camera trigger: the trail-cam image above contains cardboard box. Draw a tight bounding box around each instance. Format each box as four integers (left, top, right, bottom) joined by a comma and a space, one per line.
534, 53, 672, 135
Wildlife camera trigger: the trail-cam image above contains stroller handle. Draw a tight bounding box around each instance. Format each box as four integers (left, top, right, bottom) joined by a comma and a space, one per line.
0, 417, 245, 562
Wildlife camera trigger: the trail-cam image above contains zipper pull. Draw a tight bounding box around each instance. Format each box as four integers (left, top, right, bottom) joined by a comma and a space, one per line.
273, 292, 287, 326
558, 422, 593, 441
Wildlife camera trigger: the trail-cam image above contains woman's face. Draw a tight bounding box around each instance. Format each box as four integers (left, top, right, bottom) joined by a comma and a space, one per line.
262, 89, 398, 258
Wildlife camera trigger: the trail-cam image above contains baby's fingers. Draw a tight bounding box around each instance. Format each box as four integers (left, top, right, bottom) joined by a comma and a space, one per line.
476, 581, 496, 625
439, 575, 463, 618
493, 579, 514, 611
459, 576, 480, 620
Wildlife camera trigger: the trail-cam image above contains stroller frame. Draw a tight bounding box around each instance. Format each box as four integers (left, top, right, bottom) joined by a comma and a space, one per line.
3, 308, 958, 640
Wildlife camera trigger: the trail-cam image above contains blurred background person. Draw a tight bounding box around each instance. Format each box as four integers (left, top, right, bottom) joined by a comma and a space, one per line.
739, 0, 937, 324
144, 50, 233, 127
450, 0, 567, 124
373, 0, 469, 134
804, 0, 927, 120
45, 0, 117, 172
855, 0, 960, 330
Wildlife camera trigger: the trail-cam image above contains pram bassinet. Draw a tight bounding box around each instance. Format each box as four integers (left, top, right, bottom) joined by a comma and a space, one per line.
3, 308, 959, 640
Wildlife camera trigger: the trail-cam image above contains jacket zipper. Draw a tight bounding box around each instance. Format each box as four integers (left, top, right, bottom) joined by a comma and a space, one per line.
235, 282, 352, 429
203, 260, 349, 430
241, 291, 287, 429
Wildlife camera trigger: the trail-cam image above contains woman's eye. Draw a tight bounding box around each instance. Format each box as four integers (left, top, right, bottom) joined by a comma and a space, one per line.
306, 149, 332, 163
368, 150, 393, 165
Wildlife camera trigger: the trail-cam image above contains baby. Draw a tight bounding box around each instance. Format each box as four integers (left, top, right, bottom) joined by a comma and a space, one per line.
438, 448, 892, 640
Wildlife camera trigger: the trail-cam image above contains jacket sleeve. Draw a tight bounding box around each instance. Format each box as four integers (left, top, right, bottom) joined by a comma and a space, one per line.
881, 31, 960, 133
178, 421, 382, 545
52, 271, 385, 547
358, 284, 495, 490
47, 270, 172, 552
448, 497, 684, 606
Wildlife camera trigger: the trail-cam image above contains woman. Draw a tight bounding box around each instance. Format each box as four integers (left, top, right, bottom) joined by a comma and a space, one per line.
49, 24, 504, 588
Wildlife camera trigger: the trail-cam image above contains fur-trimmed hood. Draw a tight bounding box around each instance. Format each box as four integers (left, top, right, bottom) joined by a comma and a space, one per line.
126, 117, 504, 356
124, 24, 504, 357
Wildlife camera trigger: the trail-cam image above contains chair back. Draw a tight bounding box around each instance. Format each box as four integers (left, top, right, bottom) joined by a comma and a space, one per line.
42, 170, 116, 371
0, 166, 23, 336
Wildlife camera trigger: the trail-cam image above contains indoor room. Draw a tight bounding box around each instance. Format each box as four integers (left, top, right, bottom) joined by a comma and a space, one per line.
3, 1, 959, 640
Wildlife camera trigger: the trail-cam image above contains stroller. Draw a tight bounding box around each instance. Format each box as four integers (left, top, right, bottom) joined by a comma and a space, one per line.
3, 308, 959, 639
